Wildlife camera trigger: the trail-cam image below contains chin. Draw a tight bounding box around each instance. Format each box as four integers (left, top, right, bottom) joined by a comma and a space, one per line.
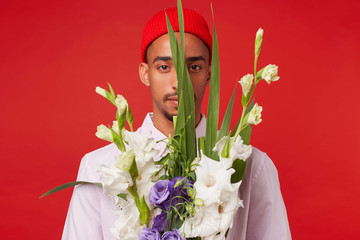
164, 111, 177, 122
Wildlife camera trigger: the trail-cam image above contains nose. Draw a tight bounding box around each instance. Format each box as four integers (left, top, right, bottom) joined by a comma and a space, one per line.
170, 70, 178, 90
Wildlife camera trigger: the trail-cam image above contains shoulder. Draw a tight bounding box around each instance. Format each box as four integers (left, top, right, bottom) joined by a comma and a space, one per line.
244, 146, 279, 187
77, 143, 120, 182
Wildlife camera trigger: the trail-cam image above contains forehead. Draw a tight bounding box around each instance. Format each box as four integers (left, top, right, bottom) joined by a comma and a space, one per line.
146, 32, 210, 63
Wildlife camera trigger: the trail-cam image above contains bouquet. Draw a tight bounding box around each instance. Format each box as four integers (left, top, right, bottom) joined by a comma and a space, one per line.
42, 0, 280, 239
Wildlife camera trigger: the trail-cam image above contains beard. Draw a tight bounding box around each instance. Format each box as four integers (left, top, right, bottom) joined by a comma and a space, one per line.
162, 93, 197, 122
164, 111, 176, 122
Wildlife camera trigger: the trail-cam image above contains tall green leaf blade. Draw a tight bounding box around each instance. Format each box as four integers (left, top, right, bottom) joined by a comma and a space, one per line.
40, 181, 102, 198
240, 124, 252, 145
165, 13, 184, 139
217, 86, 237, 142
177, 0, 185, 52
205, 6, 220, 159
165, 7, 196, 163
177, 0, 196, 162
182, 67, 196, 162
231, 159, 246, 183
165, 13, 183, 94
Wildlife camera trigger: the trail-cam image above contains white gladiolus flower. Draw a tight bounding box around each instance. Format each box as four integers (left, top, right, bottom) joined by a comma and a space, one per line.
125, 130, 160, 206
247, 103, 263, 125
111, 202, 145, 240
95, 86, 106, 98
181, 154, 243, 238
95, 124, 113, 142
115, 95, 128, 116
115, 149, 135, 171
96, 164, 133, 205
238, 74, 253, 96
125, 131, 159, 167
261, 64, 280, 84
213, 136, 252, 162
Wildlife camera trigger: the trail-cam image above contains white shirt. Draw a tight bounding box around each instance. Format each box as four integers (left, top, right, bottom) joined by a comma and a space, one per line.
62, 113, 291, 239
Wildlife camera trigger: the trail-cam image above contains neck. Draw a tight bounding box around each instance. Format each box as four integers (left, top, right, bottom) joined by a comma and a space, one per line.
152, 111, 202, 137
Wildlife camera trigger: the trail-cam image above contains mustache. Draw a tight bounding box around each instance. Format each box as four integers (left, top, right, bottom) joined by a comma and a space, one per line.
163, 93, 178, 102
163, 92, 197, 102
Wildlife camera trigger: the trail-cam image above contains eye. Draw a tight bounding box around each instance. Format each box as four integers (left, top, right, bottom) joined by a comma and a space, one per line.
189, 65, 201, 72
158, 65, 170, 71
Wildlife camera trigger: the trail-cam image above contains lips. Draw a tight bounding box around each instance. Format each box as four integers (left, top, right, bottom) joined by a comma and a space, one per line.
167, 96, 178, 101
166, 95, 178, 106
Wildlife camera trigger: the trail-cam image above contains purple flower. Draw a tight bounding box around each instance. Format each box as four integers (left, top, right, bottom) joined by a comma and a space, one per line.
149, 180, 174, 209
139, 228, 161, 240
152, 211, 167, 233
161, 230, 184, 240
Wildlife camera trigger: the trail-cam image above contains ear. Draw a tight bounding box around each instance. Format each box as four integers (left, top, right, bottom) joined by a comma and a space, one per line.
139, 62, 150, 86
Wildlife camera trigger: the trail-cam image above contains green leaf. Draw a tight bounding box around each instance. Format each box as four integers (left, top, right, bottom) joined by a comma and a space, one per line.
177, 0, 185, 52
139, 196, 150, 225
129, 156, 138, 180
109, 127, 125, 152
117, 110, 126, 130
204, 5, 220, 160
40, 181, 102, 198
166, 6, 196, 163
220, 134, 231, 159
240, 124, 252, 145
231, 159, 246, 183
126, 105, 134, 130
217, 86, 236, 142
117, 193, 128, 201
107, 82, 115, 99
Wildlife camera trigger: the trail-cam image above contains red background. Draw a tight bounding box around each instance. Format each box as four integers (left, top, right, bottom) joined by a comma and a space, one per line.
1, 0, 359, 239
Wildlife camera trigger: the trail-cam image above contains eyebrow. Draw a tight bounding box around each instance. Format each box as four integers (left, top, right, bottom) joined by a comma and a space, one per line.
152, 56, 206, 64
153, 56, 172, 64
186, 56, 206, 62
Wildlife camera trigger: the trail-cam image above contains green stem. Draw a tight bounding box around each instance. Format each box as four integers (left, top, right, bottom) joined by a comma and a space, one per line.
254, 55, 258, 82
128, 185, 140, 208
229, 107, 246, 150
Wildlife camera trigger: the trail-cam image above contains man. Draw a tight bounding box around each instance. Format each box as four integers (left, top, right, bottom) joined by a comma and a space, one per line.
63, 7, 291, 240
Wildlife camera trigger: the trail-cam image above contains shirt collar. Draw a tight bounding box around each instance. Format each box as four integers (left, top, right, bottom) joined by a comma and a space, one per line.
139, 112, 206, 141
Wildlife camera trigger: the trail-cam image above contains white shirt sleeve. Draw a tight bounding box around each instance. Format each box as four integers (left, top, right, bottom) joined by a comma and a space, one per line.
62, 155, 104, 240
228, 148, 292, 240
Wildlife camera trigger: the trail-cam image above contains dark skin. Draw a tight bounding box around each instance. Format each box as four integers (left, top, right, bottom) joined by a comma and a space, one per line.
139, 32, 211, 137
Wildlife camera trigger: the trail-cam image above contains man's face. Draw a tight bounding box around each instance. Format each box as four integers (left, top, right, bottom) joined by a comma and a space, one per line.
139, 32, 211, 123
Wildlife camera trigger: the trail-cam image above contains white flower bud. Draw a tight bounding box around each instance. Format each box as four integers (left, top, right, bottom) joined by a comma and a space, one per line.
95, 87, 106, 98
247, 103, 263, 125
261, 64, 280, 84
174, 179, 183, 188
111, 121, 120, 135
238, 74, 253, 96
95, 124, 113, 142
115, 149, 135, 171
115, 94, 128, 116
256, 28, 264, 39
194, 198, 204, 207
190, 157, 200, 171
187, 188, 196, 200
255, 28, 264, 56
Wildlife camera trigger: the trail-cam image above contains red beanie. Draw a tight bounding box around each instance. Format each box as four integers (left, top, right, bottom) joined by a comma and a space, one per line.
141, 7, 212, 62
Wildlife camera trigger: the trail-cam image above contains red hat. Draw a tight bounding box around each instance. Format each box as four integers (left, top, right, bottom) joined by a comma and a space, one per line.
141, 7, 212, 62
